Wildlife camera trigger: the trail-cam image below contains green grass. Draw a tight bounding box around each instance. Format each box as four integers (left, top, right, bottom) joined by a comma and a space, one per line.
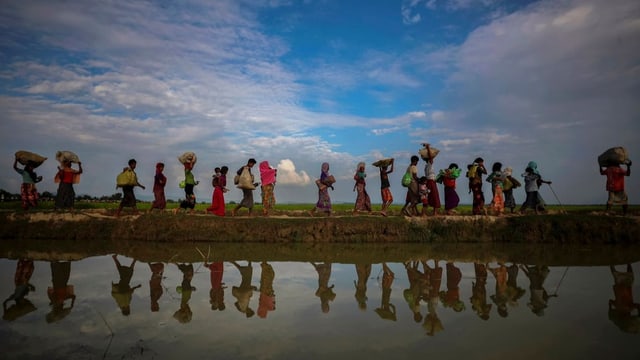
0, 199, 636, 215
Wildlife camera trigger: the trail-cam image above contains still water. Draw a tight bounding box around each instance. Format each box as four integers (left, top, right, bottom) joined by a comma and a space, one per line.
1, 253, 639, 360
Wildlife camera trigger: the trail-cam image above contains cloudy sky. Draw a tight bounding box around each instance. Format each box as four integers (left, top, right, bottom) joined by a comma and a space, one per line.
1, 0, 638, 206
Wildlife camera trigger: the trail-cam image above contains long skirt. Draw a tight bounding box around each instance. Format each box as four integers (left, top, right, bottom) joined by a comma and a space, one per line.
20, 183, 38, 210
261, 183, 276, 210
206, 187, 226, 216
354, 183, 371, 211
316, 188, 332, 212
471, 183, 485, 215
151, 189, 166, 210
424, 180, 441, 208
55, 182, 75, 209
492, 186, 505, 213
444, 186, 460, 210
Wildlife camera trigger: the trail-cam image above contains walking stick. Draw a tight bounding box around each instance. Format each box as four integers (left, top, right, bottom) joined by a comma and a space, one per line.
547, 183, 566, 213
552, 267, 570, 296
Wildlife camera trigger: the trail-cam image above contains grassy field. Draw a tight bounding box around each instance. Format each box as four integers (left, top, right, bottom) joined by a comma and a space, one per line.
0, 199, 636, 215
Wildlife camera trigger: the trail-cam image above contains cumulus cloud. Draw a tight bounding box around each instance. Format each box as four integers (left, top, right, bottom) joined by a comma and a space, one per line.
275, 159, 311, 185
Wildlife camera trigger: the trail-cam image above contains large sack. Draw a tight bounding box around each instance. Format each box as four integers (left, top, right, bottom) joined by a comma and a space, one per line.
598, 147, 630, 167
55, 150, 80, 164
15, 150, 47, 168
178, 152, 197, 165
116, 169, 138, 187
372, 158, 393, 167
418, 145, 440, 160
236, 167, 256, 190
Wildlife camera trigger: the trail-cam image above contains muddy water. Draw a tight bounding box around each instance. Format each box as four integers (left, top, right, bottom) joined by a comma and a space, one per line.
1, 243, 639, 359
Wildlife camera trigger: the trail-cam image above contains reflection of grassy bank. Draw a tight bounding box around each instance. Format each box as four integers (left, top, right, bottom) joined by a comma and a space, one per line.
2, 239, 640, 267
1, 210, 639, 265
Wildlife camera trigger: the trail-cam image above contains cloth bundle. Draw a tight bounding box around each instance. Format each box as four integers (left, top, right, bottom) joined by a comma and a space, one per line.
15, 150, 47, 168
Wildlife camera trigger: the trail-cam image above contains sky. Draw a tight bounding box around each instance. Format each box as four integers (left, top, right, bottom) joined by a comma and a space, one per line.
1, 0, 638, 206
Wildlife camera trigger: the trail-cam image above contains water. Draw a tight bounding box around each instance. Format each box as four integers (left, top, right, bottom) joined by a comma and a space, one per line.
1, 252, 639, 359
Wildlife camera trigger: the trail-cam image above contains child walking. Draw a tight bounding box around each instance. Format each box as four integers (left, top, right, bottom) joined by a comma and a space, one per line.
378, 159, 394, 216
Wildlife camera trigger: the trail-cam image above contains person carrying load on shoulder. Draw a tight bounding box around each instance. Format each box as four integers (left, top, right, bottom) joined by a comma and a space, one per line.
116, 159, 145, 217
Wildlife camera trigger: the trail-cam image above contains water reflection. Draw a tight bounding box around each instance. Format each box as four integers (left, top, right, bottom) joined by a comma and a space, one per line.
1, 255, 639, 359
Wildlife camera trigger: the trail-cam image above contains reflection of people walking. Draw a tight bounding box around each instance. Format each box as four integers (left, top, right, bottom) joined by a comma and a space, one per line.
205, 261, 226, 311
149, 262, 164, 312
608, 264, 640, 333
111, 255, 141, 316
174, 263, 196, 323
374, 263, 396, 321
3, 259, 36, 321
520, 264, 556, 316
231, 261, 256, 317
311, 262, 335, 313
47, 261, 76, 323
355, 263, 372, 310
258, 261, 275, 318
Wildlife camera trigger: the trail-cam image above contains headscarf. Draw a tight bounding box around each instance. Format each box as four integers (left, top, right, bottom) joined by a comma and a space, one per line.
321, 162, 330, 176
355, 162, 366, 179
527, 161, 539, 175
259, 161, 277, 186
503, 167, 513, 177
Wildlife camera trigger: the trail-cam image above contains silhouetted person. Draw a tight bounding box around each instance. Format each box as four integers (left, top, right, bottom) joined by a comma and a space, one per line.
440, 261, 465, 313
174, 263, 196, 323
47, 261, 76, 323
231, 261, 256, 318
423, 299, 444, 336
311, 262, 335, 313
506, 264, 526, 309
489, 263, 509, 317
3, 259, 36, 321
375, 263, 396, 321
608, 264, 640, 333
470, 263, 492, 320
258, 261, 276, 318
111, 255, 141, 316
403, 261, 425, 323
148, 262, 164, 312
520, 264, 556, 316
422, 259, 443, 309
205, 261, 226, 312
354, 263, 372, 311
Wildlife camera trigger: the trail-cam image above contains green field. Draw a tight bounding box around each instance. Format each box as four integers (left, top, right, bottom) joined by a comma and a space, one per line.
0, 199, 636, 216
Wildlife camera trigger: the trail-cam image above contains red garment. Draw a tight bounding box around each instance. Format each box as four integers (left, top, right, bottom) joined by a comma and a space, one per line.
604, 166, 626, 192
206, 175, 226, 216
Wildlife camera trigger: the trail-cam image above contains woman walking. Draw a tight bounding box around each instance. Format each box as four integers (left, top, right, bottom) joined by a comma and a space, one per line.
259, 161, 277, 216
54, 160, 83, 211
309, 162, 334, 216
353, 162, 371, 214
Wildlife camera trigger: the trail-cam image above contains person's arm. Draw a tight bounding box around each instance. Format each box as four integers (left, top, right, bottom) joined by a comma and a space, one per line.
13, 159, 19, 171
626, 162, 631, 176
388, 160, 394, 174
599, 165, 606, 175
77, 162, 83, 175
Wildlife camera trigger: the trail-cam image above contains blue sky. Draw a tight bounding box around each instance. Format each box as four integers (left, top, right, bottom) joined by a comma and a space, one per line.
1, 0, 638, 205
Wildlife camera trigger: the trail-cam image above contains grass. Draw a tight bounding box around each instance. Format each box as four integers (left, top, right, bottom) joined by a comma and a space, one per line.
0, 199, 636, 216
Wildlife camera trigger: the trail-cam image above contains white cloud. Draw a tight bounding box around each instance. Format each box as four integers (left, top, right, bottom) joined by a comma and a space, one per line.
275, 159, 311, 185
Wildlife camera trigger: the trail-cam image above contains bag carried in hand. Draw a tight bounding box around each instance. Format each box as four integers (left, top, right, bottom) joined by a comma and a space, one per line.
401, 171, 412, 187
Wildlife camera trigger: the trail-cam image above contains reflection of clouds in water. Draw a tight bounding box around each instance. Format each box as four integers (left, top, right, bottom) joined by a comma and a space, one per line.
0, 257, 638, 358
